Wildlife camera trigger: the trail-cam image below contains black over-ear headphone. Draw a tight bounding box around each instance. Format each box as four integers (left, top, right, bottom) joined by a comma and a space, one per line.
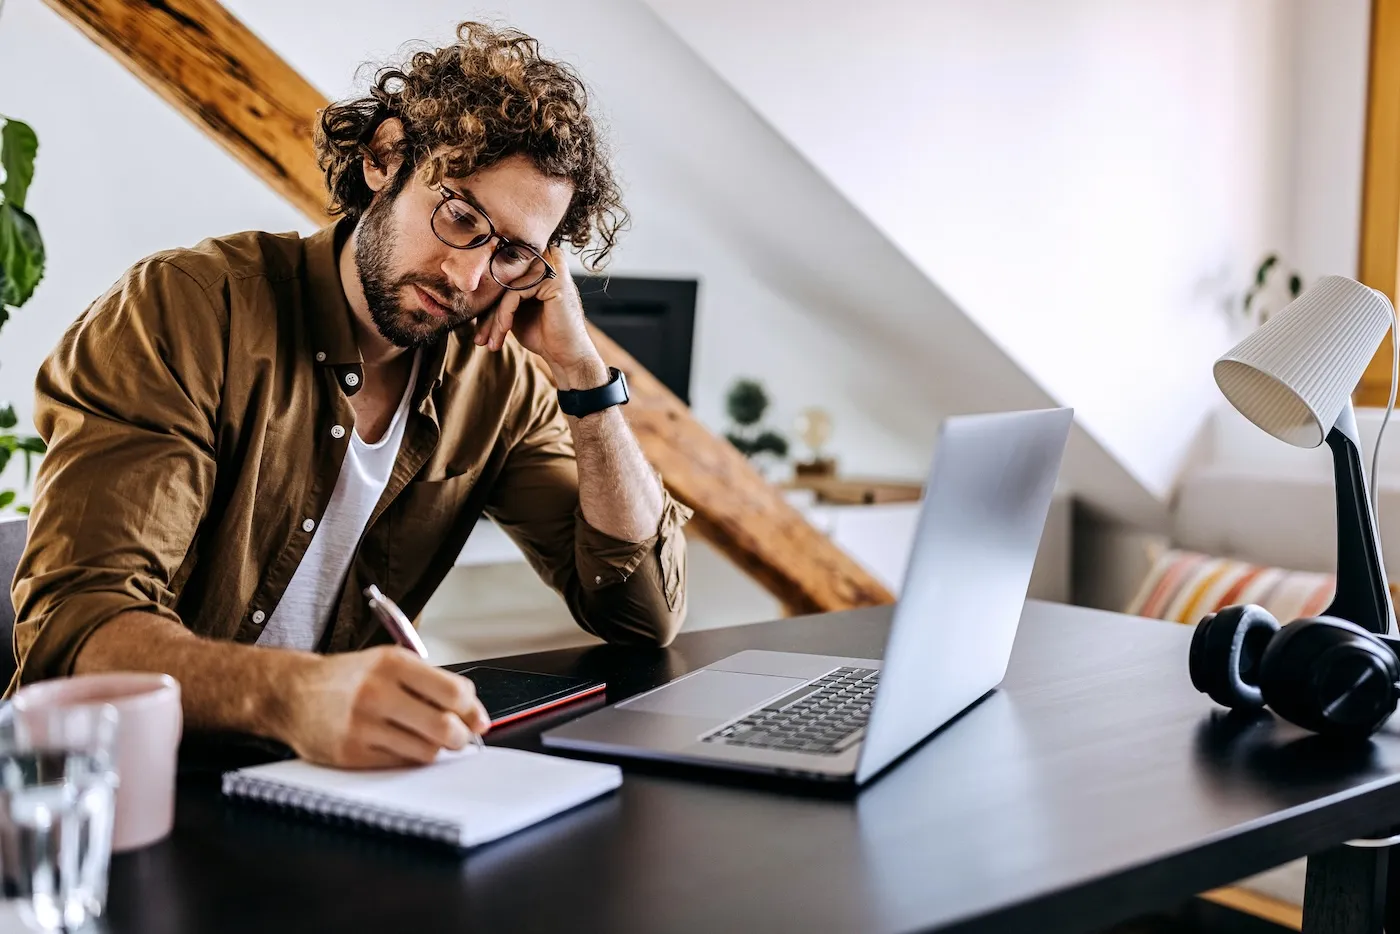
1190, 605, 1400, 739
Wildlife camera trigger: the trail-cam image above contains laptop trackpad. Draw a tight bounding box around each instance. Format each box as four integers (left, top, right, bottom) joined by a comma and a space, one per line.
619, 671, 806, 719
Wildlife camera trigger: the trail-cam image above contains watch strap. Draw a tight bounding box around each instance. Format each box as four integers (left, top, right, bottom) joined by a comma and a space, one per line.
557, 367, 629, 418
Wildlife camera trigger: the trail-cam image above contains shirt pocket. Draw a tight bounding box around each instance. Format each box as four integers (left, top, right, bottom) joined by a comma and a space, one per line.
392, 467, 482, 544
397, 434, 505, 543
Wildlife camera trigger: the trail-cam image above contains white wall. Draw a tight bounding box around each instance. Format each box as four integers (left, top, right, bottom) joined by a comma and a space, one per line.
1285, 0, 1370, 285
1176, 1, 1371, 482
647, 0, 1302, 501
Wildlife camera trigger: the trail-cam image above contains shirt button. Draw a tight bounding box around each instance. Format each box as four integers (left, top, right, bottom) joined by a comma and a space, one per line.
344, 372, 360, 388
302, 518, 316, 532
315, 351, 327, 363
331, 425, 346, 439
251, 610, 266, 624
595, 575, 603, 585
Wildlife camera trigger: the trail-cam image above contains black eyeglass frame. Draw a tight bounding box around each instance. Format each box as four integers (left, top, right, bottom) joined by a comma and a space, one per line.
429, 185, 558, 291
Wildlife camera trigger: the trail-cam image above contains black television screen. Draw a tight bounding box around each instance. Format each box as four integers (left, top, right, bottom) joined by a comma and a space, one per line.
573, 275, 697, 405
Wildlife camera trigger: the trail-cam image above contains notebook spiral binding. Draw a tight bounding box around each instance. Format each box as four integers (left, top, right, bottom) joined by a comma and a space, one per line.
222, 772, 464, 846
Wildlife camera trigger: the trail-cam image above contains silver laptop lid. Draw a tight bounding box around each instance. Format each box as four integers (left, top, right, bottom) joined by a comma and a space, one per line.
855, 408, 1072, 784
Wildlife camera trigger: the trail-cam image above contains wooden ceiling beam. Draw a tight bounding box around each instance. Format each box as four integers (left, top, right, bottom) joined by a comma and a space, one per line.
41, 0, 895, 614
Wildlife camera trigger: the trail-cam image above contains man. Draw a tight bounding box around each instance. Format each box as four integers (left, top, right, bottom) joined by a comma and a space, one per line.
9, 22, 690, 768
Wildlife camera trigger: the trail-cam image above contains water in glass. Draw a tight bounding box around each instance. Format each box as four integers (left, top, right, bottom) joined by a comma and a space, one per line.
0, 704, 118, 933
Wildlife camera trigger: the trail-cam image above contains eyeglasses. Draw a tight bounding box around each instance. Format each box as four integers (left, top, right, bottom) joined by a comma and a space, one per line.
429, 186, 557, 291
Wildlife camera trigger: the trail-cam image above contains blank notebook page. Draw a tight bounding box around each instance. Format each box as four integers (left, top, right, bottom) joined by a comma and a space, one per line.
222, 746, 622, 848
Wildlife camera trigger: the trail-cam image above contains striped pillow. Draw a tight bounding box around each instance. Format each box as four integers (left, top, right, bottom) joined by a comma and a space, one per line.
1126, 548, 1371, 625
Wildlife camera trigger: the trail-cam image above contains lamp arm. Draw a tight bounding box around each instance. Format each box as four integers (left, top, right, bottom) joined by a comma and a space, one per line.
1324, 401, 1397, 634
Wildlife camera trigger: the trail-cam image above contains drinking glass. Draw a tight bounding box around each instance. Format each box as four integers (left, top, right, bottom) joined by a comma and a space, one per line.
0, 702, 119, 933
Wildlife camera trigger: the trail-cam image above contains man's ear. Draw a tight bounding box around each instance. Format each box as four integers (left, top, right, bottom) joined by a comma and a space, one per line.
363, 117, 407, 194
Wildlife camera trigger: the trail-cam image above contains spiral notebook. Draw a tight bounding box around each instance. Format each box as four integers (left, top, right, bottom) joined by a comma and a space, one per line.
222, 746, 622, 848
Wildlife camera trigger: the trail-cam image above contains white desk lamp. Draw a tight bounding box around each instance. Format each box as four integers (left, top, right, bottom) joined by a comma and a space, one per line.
1214, 275, 1398, 634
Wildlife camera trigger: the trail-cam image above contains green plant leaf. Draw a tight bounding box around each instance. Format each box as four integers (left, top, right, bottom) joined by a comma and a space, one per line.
754, 430, 789, 458
0, 202, 44, 309
1289, 273, 1303, 297
15, 504, 30, 516
0, 406, 17, 430
725, 379, 768, 427
1254, 254, 1278, 286
725, 431, 757, 457
0, 491, 17, 511
16, 436, 45, 454
0, 119, 38, 211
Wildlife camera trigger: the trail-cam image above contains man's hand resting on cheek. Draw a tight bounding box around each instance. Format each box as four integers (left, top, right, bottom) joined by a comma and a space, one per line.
472, 246, 612, 390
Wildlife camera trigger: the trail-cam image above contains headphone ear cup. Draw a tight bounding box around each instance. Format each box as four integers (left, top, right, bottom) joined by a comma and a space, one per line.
1258, 616, 1400, 738
1189, 604, 1280, 710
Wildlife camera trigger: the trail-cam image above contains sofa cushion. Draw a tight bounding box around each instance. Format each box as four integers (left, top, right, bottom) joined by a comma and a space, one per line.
1126, 547, 1339, 625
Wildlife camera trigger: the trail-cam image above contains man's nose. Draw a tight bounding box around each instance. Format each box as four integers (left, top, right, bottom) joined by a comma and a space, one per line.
443, 247, 492, 295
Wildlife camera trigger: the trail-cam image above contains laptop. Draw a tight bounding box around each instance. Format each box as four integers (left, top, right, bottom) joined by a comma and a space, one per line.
543, 407, 1073, 786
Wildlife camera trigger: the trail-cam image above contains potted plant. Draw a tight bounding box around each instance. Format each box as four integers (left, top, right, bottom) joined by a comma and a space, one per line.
724, 379, 788, 475
0, 114, 49, 509
1241, 253, 1303, 330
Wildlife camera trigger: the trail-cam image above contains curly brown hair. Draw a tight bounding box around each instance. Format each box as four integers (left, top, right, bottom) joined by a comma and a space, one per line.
315, 21, 627, 270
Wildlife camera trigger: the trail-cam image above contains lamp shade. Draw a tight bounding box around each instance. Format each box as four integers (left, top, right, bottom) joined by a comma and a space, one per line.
1214, 275, 1393, 448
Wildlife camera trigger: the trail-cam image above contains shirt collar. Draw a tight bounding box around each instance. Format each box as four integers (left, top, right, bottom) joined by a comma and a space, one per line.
423, 333, 450, 391
302, 218, 363, 369
304, 217, 457, 400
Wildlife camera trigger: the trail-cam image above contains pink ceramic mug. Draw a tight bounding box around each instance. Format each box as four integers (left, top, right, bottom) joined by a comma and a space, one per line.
12, 673, 183, 852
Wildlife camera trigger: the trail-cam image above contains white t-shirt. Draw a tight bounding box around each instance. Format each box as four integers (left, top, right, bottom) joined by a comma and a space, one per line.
257, 352, 421, 651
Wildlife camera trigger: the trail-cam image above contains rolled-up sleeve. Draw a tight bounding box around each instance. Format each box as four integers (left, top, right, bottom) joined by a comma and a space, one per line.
11, 258, 224, 688
484, 368, 692, 647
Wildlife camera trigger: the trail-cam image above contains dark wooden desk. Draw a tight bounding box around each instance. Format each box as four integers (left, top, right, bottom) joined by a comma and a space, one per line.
98, 601, 1400, 934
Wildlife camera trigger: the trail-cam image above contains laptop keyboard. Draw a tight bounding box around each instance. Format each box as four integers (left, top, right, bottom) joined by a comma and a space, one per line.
701, 666, 879, 756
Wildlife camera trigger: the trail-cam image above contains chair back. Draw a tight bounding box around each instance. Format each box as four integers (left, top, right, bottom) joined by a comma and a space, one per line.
0, 516, 29, 688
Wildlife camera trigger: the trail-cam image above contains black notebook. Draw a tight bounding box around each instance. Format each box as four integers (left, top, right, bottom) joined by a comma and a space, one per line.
445, 665, 605, 726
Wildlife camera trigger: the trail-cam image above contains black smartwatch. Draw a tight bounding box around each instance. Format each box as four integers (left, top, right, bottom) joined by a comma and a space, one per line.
557, 367, 629, 418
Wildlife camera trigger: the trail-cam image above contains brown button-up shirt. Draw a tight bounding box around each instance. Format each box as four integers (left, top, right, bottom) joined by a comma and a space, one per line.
10, 221, 691, 687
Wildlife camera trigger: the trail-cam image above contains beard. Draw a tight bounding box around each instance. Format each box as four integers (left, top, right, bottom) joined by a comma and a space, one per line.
354, 182, 487, 348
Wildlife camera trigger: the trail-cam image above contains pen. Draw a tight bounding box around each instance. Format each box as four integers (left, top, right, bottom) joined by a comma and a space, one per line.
364, 584, 485, 751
